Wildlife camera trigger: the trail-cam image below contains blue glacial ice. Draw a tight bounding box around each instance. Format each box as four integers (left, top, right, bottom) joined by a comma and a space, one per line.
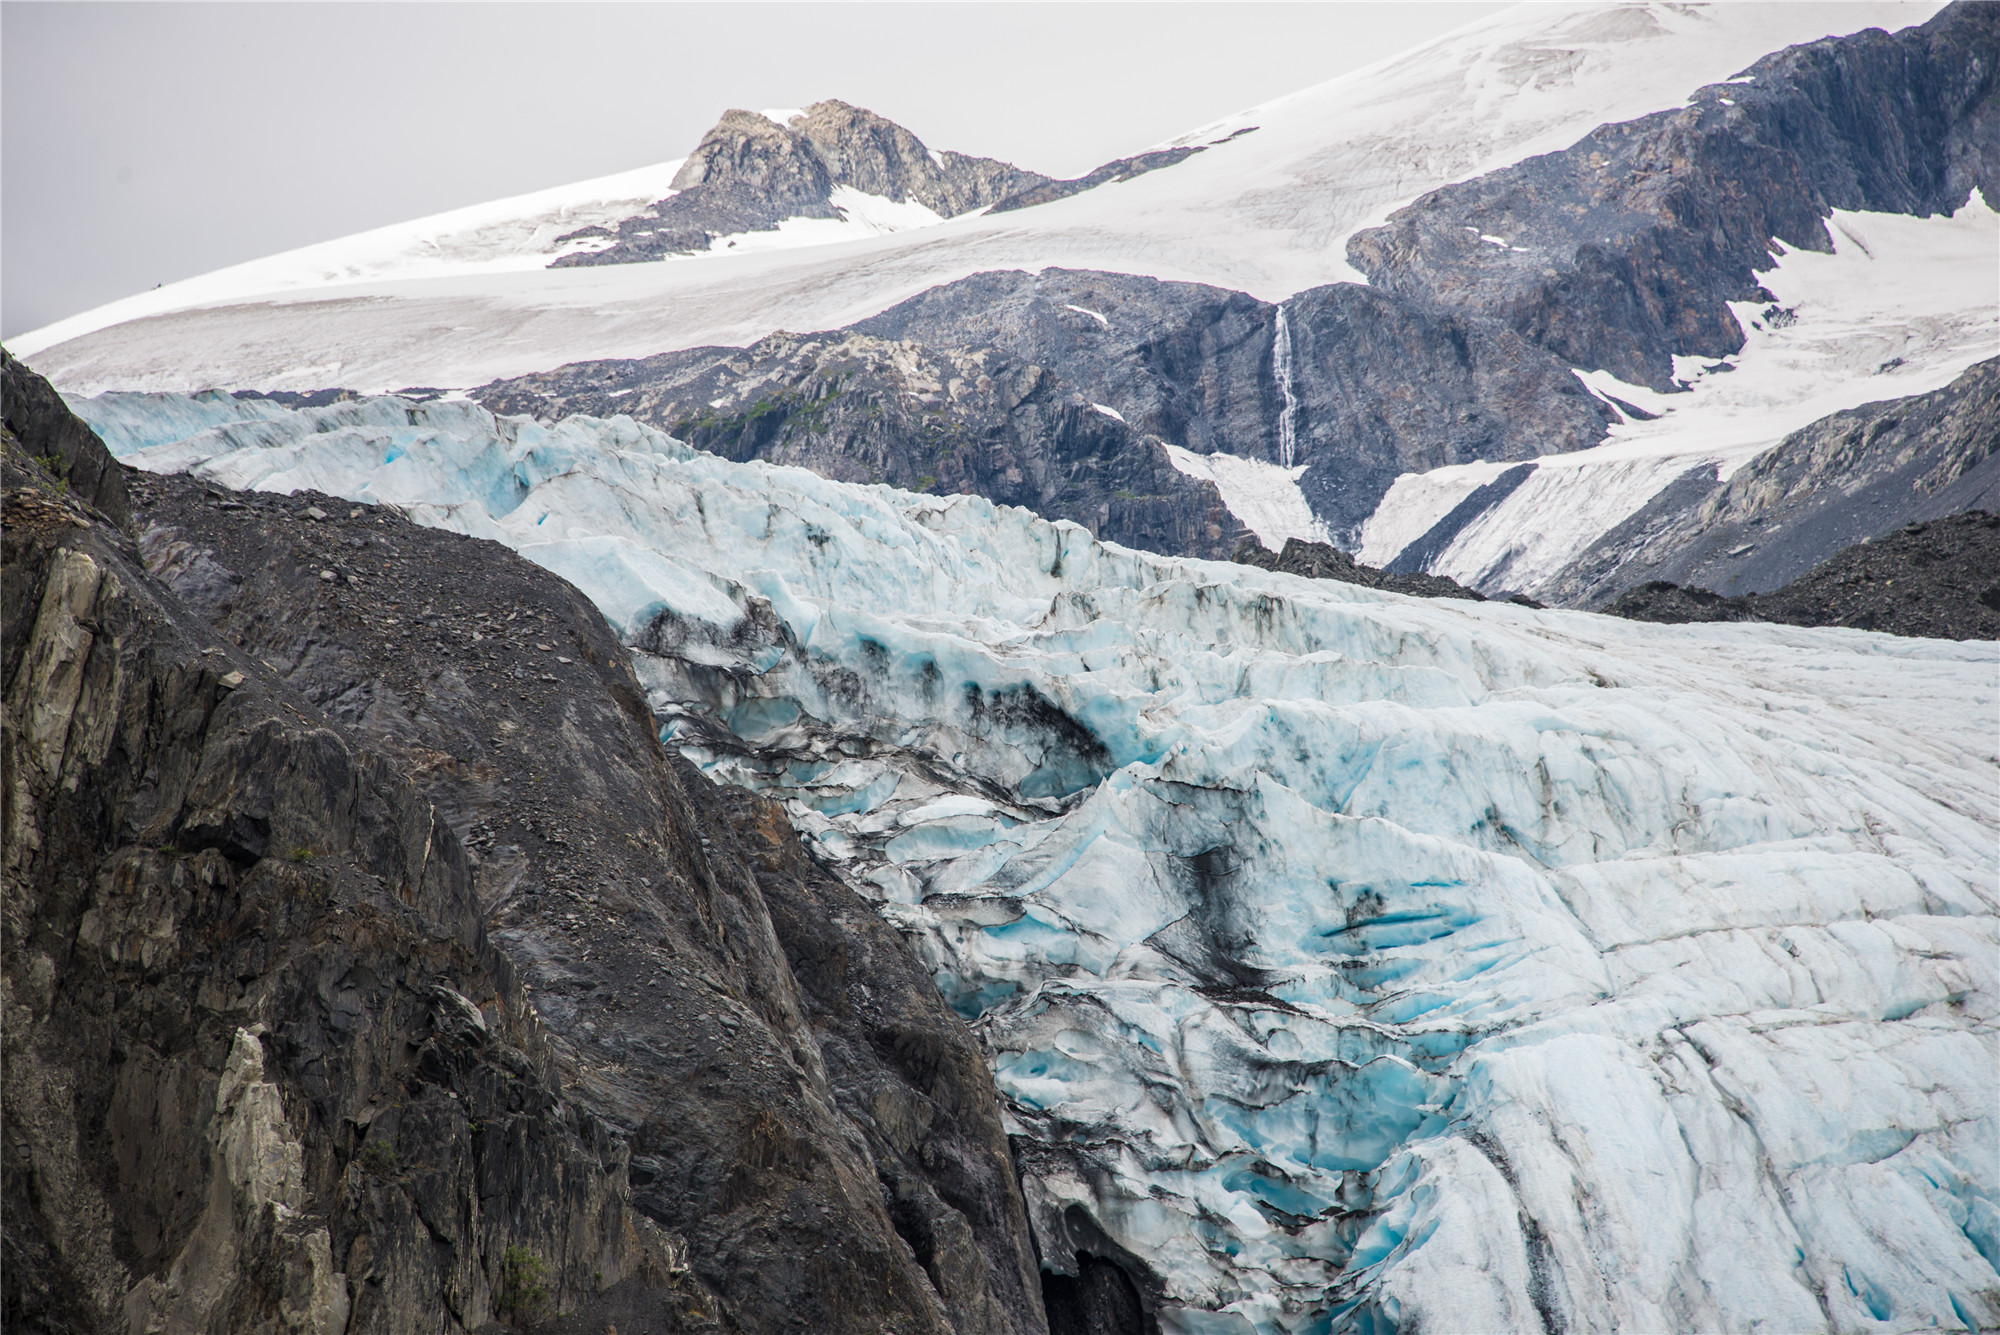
76, 390, 2000, 1334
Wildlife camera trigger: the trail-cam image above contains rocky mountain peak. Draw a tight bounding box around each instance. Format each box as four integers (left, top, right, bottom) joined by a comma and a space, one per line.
670, 99, 1047, 218
791, 98, 1048, 216
669, 106, 836, 211
559, 101, 1052, 267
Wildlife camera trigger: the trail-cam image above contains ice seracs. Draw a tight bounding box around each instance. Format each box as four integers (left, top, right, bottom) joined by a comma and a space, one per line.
72, 388, 1999, 1334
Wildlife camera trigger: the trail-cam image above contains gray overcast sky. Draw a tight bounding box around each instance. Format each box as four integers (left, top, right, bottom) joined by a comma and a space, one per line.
3, 2, 1505, 338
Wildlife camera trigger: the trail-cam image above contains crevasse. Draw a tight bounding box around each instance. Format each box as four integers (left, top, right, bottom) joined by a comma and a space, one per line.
75, 390, 2000, 1335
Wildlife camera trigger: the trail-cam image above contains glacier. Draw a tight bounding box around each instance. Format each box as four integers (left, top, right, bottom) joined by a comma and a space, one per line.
76, 390, 2000, 1333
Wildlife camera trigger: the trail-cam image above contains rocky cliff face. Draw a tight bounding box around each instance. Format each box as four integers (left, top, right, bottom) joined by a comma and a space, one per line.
5, 421, 681, 1335
3, 348, 130, 526
552, 101, 1051, 267
1545, 356, 2000, 606
787, 101, 1049, 218
476, 266, 1617, 551
3, 356, 1046, 1334
1348, 3, 1999, 391
1278, 284, 1615, 540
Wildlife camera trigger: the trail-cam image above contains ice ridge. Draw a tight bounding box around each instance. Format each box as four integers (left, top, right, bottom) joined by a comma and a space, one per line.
74, 389, 2000, 1334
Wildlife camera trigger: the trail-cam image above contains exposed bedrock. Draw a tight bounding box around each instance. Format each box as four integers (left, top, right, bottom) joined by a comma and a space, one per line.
474, 268, 1615, 551
5, 437, 675, 1335
2, 356, 1047, 1335
1278, 285, 1614, 542
1348, 1, 1999, 390
1605, 510, 2000, 641
553, 101, 1052, 267
3, 347, 130, 525
860, 272, 1615, 542
1546, 355, 2000, 607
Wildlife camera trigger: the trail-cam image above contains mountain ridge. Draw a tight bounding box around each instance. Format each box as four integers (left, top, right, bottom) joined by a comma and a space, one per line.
552, 101, 1056, 267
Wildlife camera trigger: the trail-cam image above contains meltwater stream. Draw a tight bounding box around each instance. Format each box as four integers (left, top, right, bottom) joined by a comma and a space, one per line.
1272, 304, 1300, 472
75, 391, 2000, 1334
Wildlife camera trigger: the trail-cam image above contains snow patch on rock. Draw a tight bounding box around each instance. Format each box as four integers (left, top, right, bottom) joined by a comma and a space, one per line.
19, 4, 1946, 391
1163, 443, 1326, 552
1357, 198, 2000, 590
701, 186, 948, 256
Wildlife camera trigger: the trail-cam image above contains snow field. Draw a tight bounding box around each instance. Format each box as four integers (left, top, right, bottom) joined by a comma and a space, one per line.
10, 158, 692, 361
1162, 444, 1328, 551
78, 391, 2000, 1333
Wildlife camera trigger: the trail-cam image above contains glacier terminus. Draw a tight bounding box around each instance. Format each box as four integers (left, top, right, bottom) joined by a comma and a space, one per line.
72, 390, 2000, 1334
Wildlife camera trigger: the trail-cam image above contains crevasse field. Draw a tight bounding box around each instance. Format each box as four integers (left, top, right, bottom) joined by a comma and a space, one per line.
78, 392, 2000, 1334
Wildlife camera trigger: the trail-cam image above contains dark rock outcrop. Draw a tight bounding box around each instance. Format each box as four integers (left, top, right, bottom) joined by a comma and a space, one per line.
1280, 285, 1614, 541
1349, 2, 2000, 390
1546, 356, 2000, 606
4, 443, 691, 1335
1232, 536, 1489, 603
851, 270, 1280, 463
1603, 511, 2000, 640
3, 346, 129, 526
476, 267, 1616, 551
857, 272, 1615, 518
123, 472, 1050, 1335
4, 359, 1048, 1333
986, 149, 1202, 214
552, 101, 1050, 267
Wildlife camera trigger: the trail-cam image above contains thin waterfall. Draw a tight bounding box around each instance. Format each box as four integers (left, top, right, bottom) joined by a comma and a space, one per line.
1273, 303, 1300, 469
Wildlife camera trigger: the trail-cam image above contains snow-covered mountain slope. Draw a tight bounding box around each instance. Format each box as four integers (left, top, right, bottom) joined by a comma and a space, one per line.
16, 2, 1945, 394
70, 390, 2000, 1334
1355, 197, 2000, 596
11, 159, 683, 358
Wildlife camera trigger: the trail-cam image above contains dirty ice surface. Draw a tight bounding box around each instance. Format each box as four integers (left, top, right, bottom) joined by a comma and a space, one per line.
78, 390, 2000, 1333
